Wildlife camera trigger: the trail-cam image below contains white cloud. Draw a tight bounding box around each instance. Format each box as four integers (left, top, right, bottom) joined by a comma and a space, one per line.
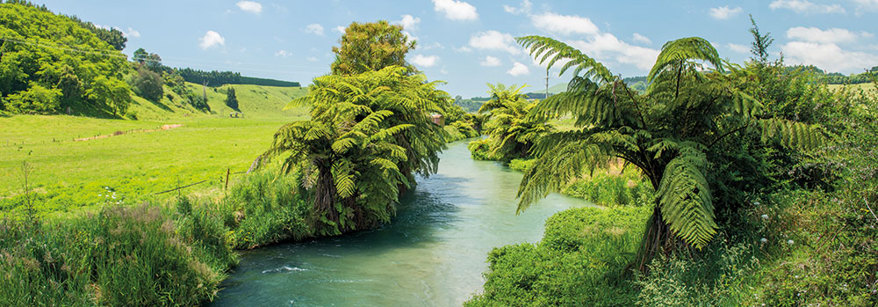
787, 26, 870, 44
334, 26, 346, 34
421, 42, 444, 50
853, 0, 878, 11
709, 6, 743, 20
305, 24, 324, 36
531, 12, 599, 35
411, 54, 439, 67
769, 0, 845, 14
568, 33, 660, 70
480, 56, 501, 67
275, 50, 292, 57
454, 46, 472, 53
507, 62, 530, 76
632, 33, 651, 45
306, 56, 318, 62
397, 14, 421, 30
432, 0, 478, 21
124, 27, 141, 38
503, 0, 532, 15
783, 41, 878, 73
236, 1, 263, 14
199, 31, 225, 49
727, 43, 750, 54
468, 30, 520, 54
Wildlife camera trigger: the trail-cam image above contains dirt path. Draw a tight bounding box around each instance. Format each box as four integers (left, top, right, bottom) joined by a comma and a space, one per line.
74, 124, 183, 142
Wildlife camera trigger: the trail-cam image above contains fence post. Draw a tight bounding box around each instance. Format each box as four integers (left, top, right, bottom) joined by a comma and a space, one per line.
225, 168, 230, 192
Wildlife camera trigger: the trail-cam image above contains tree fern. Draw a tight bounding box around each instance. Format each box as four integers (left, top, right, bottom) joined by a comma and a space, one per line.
514, 35, 825, 265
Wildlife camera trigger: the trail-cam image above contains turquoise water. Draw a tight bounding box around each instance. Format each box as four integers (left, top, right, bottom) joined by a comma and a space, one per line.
211, 141, 591, 306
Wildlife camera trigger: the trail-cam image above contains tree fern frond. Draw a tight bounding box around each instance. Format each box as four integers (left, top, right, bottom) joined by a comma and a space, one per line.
759, 118, 824, 150
656, 146, 717, 249
648, 37, 724, 83
516, 35, 616, 84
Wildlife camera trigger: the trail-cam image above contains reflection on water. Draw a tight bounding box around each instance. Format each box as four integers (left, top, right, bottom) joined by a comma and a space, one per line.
211, 141, 591, 306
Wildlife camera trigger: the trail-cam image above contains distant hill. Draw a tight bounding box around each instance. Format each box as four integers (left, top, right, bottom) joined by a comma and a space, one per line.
176, 68, 300, 87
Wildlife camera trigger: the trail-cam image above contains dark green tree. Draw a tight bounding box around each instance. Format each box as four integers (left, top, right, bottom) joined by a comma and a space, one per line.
225, 87, 239, 110
131, 65, 163, 102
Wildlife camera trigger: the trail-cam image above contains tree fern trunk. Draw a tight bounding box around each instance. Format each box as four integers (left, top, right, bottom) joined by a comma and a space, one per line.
633, 204, 687, 272
314, 161, 338, 231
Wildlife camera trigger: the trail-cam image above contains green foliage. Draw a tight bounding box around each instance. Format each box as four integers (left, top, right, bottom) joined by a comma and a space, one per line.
225, 87, 239, 111
87, 75, 131, 116
0, 204, 235, 306
331, 20, 416, 75
130, 65, 163, 102
218, 170, 312, 249
263, 66, 449, 234
473, 83, 552, 162
466, 206, 649, 306
0, 3, 131, 116
467, 138, 501, 161
634, 242, 758, 306
515, 35, 823, 256
562, 168, 654, 207
4, 82, 61, 113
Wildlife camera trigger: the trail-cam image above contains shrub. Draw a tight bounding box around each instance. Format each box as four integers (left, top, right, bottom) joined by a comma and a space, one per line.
131, 65, 163, 102
467, 138, 501, 161
508, 158, 535, 172
4, 82, 62, 114
467, 206, 650, 306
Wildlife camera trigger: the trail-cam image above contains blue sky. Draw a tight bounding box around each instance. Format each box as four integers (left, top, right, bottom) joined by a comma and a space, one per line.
33, 0, 878, 97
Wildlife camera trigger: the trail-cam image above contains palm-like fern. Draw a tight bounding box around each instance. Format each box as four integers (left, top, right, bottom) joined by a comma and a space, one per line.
515, 35, 823, 266
475, 83, 553, 161
263, 66, 451, 234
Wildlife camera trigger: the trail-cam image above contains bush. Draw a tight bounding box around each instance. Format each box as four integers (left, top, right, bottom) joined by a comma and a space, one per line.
508, 158, 535, 172
467, 206, 650, 306
467, 138, 501, 161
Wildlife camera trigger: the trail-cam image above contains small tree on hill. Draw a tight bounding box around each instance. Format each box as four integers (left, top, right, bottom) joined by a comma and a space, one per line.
225, 87, 239, 111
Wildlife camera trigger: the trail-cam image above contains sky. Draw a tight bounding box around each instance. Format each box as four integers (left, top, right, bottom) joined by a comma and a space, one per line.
32, 0, 878, 97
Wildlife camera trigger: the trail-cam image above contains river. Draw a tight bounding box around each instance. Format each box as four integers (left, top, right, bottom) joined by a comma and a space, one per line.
211, 140, 592, 306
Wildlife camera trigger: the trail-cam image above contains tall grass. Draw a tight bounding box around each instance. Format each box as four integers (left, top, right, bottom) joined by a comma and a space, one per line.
0, 203, 236, 306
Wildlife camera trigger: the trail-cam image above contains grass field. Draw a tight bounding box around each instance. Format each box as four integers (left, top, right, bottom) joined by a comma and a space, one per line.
0, 84, 308, 219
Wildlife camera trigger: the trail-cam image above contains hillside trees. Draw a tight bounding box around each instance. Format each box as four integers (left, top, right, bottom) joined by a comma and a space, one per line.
513, 35, 824, 269
0, 2, 131, 115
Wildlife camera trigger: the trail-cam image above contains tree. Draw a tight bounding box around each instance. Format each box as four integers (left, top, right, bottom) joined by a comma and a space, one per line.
514, 35, 824, 270
262, 66, 450, 234
330, 21, 416, 75
131, 65, 163, 102
225, 87, 239, 110
133, 48, 148, 64
748, 15, 774, 65
475, 83, 552, 162
88, 76, 131, 116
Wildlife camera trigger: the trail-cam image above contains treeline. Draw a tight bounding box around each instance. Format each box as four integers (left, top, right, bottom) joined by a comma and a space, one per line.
175, 68, 300, 87
788, 65, 878, 84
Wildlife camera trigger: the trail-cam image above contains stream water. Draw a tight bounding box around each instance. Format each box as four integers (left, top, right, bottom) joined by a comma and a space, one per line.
211, 141, 592, 306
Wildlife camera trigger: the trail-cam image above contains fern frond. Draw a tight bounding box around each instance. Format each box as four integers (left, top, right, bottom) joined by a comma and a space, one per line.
648, 37, 724, 83
759, 118, 824, 150
516, 35, 616, 84
656, 146, 717, 249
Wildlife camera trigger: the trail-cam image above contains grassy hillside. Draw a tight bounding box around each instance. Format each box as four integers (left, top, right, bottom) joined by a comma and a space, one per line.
0, 83, 309, 219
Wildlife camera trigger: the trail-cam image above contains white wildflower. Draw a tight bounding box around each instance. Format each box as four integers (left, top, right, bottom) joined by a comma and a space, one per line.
761, 214, 768, 220
760, 238, 768, 243
787, 239, 794, 245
